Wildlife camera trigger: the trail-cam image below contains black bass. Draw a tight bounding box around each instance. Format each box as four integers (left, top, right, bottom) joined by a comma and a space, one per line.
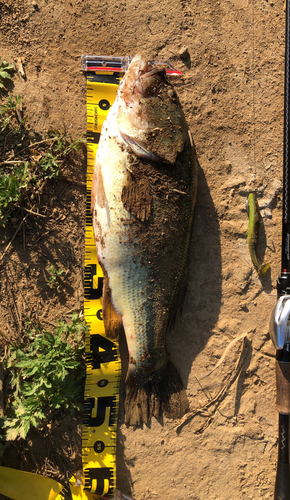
91, 54, 198, 425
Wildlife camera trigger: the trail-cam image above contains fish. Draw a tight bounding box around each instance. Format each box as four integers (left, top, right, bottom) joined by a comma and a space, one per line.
91, 54, 198, 425
246, 192, 270, 277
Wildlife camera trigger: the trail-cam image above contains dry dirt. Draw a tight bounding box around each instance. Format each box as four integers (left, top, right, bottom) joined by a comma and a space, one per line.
0, 0, 286, 499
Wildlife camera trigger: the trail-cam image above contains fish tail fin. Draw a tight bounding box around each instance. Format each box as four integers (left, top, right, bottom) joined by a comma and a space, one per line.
124, 359, 188, 426
258, 262, 270, 277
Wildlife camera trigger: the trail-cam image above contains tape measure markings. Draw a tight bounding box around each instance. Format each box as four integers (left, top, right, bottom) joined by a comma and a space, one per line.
83, 70, 121, 498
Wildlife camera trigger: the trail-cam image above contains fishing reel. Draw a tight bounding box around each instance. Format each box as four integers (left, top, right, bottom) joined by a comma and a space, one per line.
270, 295, 290, 351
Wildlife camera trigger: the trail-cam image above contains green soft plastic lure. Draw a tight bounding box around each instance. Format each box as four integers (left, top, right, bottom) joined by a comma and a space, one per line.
247, 192, 270, 277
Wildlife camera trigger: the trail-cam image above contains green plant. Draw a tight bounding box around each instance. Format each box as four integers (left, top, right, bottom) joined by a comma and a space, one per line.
3, 313, 88, 440
47, 265, 64, 288
0, 95, 22, 132
0, 58, 14, 89
0, 94, 86, 226
39, 152, 60, 179
47, 129, 85, 156
0, 162, 30, 225
0, 64, 86, 225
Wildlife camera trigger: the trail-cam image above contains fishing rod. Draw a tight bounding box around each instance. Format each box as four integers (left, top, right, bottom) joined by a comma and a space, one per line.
269, 1, 290, 498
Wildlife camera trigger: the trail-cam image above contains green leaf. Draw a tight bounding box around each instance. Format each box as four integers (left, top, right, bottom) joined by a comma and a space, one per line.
6, 426, 19, 441
0, 71, 11, 80
19, 419, 31, 439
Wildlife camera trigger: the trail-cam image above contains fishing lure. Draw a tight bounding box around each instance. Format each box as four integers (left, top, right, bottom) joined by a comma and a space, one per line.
246, 192, 270, 277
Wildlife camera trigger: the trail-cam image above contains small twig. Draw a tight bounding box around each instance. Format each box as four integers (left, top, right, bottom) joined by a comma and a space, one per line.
7, 282, 22, 331
41, 319, 57, 328
15, 206, 46, 218
65, 307, 82, 315
174, 381, 229, 433
0, 160, 24, 166
5, 137, 58, 162
175, 335, 250, 433
6, 300, 19, 336
201, 333, 248, 379
16, 57, 26, 79
15, 107, 23, 124
171, 188, 187, 195
0, 213, 29, 265
193, 373, 213, 402
0, 330, 10, 342
188, 130, 194, 147
195, 415, 214, 435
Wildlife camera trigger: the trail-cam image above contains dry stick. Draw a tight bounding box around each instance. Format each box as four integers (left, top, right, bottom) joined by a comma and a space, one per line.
0, 160, 24, 166
6, 301, 19, 335
175, 335, 249, 433
201, 332, 248, 380
7, 281, 22, 332
16, 206, 46, 218
193, 373, 213, 402
4, 137, 58, 162
41, 319, 57, 328
188, 129, 194, 147
0, 213, 29, 265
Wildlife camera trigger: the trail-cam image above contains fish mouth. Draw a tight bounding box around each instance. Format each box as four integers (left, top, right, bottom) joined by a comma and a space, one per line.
126, 54, 167, 98
134, 64, 166, 98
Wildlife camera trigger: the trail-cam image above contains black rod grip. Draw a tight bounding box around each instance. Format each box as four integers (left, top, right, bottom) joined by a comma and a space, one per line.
275, 414, 290, 500
275, 349, 290, 500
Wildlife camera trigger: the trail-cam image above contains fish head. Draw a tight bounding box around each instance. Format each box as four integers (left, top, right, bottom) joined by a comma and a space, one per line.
125, 54, 166, 99
117, 54, 189, 164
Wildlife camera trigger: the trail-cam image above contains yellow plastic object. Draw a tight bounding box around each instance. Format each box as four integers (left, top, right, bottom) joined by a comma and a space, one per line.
0, 467, 63, 500
82, 69, 122, 497
0, 467, 103, 500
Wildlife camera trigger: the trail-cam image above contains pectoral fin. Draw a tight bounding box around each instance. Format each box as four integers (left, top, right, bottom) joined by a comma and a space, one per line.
91, 162, 107, 210
102, 269, 124, 339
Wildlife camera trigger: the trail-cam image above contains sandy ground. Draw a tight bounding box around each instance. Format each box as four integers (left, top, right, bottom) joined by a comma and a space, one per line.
0, 0, 286, 498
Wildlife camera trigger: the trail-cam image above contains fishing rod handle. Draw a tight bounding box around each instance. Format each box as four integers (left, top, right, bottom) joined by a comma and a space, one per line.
275, 413, 290, 500
270, 294, 290, 498
277, 355, 290, 414
275, 350, 290, 500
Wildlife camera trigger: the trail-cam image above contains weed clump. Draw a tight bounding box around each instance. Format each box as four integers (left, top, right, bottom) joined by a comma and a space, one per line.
0, 58, 14, 89
46, 265, 64, 288
2, 313, 88, 440
0, 67, 86, 226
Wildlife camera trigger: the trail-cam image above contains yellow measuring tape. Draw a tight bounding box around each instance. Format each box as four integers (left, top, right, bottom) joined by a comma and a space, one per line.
82, 63, 123, 498
0, 58, 123, 500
